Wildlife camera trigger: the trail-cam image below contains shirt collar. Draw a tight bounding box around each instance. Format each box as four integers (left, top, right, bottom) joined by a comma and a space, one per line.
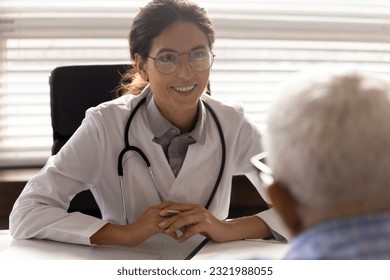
144, 86, 206, 144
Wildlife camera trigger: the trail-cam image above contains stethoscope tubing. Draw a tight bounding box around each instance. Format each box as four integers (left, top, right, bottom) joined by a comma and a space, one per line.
202, 101, 226, 209
117, 95, 226, 222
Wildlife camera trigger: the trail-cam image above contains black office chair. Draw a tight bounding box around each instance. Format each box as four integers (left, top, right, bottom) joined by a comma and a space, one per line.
49, 64, 131, 218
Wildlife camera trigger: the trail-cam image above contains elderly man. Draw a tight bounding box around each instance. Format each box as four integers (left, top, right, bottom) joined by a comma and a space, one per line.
257, 67, 390, 259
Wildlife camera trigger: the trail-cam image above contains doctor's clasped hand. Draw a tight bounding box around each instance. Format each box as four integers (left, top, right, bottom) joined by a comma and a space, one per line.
91, 201, 178, 247
159, 202, 270, 243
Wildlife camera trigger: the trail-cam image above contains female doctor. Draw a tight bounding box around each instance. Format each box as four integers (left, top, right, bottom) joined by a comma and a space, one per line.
10, 0, 286, 247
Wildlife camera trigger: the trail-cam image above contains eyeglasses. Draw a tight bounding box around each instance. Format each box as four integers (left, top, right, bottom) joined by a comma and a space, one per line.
250, 152, 275, 186
147, 49, 215, 74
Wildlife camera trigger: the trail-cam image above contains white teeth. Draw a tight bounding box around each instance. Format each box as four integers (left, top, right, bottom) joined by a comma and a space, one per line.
174, 85, 195, 92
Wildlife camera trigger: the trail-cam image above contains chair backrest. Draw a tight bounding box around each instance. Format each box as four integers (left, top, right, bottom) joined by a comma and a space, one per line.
50, 64, 131, 155
49, 64, 131, 217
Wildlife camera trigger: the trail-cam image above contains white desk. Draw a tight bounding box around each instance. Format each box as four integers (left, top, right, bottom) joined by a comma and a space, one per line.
0, 230, 288, 260
193, 239, 288, 260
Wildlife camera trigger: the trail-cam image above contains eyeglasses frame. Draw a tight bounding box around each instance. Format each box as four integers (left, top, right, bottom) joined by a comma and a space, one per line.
147, 49, 215, 74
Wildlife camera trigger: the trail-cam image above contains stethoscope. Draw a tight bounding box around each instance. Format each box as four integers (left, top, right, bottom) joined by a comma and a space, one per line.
117, 95, 226, 223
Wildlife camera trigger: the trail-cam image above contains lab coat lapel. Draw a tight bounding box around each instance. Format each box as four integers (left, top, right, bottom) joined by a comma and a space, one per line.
149, 141, 176, 199
167, 141, 221, 205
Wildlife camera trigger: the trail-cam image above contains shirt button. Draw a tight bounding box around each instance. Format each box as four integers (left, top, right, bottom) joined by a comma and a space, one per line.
172, 169, 177, 175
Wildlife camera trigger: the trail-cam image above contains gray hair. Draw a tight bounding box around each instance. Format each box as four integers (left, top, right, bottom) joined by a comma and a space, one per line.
263, 67, 390, 212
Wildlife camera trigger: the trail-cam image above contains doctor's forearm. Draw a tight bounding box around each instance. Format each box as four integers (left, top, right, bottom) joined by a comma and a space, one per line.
90, 223, 147, 247
90, 223, 126, 246
224, 216, 272, 241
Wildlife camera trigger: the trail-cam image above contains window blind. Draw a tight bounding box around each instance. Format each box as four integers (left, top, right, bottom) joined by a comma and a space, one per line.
1, 0, 390, 167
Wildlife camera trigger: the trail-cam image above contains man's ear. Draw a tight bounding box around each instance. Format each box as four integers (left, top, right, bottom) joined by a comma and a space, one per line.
134, 53, 149, 81
267, 182, 303, 236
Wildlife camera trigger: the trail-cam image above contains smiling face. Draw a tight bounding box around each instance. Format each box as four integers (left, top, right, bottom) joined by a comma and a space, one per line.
136, 21, 211, 122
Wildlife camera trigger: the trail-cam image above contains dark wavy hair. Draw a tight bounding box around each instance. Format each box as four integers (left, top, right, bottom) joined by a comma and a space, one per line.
119, 0, 215, 96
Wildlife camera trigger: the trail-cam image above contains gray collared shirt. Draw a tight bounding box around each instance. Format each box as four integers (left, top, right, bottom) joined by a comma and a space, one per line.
146, 93, 206, 177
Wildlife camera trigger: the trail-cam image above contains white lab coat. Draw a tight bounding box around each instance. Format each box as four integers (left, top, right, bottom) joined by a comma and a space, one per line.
9, 89, 288, 245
